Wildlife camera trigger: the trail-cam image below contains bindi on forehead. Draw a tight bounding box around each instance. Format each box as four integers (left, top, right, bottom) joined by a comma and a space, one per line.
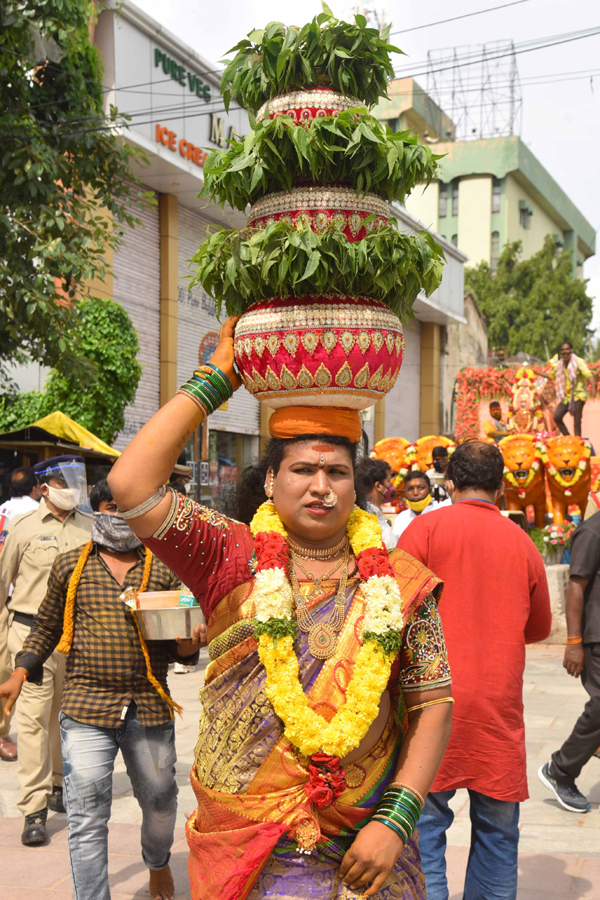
311, 444, 336, 453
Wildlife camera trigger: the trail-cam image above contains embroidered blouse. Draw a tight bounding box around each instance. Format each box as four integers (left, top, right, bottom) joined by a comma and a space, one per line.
144, 490, 451, 695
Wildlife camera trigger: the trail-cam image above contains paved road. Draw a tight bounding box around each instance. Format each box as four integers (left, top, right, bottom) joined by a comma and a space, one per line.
1, 644, 598, 898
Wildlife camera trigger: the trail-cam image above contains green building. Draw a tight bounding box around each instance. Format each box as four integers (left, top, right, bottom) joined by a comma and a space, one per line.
376, 79, 595, 277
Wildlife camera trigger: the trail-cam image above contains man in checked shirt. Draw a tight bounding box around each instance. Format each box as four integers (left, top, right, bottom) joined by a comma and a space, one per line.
0, 479, 204, 900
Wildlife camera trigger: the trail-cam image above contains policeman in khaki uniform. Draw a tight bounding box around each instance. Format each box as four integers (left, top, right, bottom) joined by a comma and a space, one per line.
0, 455, 91, 845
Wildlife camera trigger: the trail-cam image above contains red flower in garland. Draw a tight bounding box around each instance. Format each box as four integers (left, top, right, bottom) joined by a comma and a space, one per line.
254, 532, 289, 572
356, 547, 394, 580
311, 752, 341, 772
304, 754, 347, 809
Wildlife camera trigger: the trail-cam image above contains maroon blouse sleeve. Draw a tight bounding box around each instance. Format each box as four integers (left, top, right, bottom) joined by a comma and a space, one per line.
142, 489, 255, 619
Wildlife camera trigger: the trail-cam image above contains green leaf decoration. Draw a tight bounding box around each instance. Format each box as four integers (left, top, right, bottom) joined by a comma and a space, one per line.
201, 113, 441, 212
254, 618, 298, 641
190, 221, 444, 321
363, 629, 404, 655
220, 13, 404, 113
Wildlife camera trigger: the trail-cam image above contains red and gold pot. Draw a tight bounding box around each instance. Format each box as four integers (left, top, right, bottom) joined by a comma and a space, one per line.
233, 295, 404, 410
247, 185, 388, 243
256, 88, 361, 125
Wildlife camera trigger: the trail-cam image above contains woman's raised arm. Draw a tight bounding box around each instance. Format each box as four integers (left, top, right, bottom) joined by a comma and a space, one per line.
108, 316, 241, 538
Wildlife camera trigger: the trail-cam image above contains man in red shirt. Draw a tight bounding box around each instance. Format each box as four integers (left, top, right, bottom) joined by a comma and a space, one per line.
398, 441, 551, 900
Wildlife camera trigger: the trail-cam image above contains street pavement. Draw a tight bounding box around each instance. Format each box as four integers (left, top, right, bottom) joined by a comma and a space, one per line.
0, 643, 599, 898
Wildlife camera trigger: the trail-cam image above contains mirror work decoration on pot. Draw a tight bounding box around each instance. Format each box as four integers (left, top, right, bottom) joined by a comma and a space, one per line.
190, 4, 445, 413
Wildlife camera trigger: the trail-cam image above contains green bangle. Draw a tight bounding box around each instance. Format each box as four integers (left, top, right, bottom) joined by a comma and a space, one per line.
193, 375, 222, 405
195, 366, 233, 401
377, 799, 420, 828
177, 387, 209, 416
380, 796, 421, 820
195, 371, 228, 402
205, 363, 233, 394
376, 808, 416, 834
381, 790, 422, 817
378, 799, 420, 826
179, 381, 219, 415
371, 815, 409, 843
203, 364, 233, 397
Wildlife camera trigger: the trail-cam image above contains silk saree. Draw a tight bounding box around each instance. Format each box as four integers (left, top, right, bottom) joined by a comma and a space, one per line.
145, 492, 450, 900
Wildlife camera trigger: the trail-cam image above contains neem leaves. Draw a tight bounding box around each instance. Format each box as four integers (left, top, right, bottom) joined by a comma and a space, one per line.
190, 221, 444, 321
221, 5, 403, 113
201, 113, 440, 211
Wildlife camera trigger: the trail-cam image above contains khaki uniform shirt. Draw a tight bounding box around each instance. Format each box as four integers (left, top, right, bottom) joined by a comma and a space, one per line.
0, 501, 92, 616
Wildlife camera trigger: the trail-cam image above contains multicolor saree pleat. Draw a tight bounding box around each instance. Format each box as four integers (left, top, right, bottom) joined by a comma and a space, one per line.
186, 549, 442, 900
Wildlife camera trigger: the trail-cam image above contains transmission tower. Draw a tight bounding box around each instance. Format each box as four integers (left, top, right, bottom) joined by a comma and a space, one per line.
426, 41, 523, 141
351, 2, 388, 32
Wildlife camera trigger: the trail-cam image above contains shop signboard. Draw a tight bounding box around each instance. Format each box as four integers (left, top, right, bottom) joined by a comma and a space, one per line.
98, 9, 248, 161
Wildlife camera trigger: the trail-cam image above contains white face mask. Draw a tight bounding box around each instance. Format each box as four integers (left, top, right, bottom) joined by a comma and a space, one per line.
45, 485, 81, 511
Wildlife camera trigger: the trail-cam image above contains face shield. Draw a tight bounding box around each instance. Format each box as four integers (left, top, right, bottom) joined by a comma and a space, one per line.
39, 457, 88, 512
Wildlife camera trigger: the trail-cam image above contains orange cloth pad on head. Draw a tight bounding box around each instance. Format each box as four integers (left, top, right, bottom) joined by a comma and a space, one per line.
268, 407, 362, 442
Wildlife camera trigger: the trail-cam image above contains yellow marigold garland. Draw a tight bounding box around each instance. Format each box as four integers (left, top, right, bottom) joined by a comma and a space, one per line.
250, 501, 403, 759
259, 633, 394, 758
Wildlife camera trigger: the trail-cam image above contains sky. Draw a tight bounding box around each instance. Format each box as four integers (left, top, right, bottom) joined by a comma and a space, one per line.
133, 0, 600, 334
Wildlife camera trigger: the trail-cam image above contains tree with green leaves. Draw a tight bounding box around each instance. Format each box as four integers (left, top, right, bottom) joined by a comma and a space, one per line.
465, 237, 593, 359
0, 0, 148, 385
0, 298, 142, 445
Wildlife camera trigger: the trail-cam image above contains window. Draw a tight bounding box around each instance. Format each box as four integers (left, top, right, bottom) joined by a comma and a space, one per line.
490, 231, 500, 273
492, 178, 501, 214
451, 180, 459, 217
451, 234, 458, 246
518, 200, 533, 230
438, 183, 447, 218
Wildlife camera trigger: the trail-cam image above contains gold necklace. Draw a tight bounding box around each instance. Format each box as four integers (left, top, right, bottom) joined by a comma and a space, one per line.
292, 553, 345, 600
289, 544, 349, 659
287, 534, 347, 560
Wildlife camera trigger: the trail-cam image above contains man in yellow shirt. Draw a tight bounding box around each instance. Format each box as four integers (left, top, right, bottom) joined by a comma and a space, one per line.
483, 401, 512, 442
547, 341, 596, 437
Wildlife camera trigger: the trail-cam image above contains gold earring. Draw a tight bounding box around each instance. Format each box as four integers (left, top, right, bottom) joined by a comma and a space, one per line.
263, 470, 274, 500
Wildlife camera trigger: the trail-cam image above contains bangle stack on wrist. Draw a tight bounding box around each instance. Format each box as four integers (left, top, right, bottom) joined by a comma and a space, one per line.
177, 364, 233, 416
371, 782, 425, 845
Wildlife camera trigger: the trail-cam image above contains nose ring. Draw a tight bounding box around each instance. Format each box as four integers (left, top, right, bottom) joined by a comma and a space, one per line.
323, 490, 337, 508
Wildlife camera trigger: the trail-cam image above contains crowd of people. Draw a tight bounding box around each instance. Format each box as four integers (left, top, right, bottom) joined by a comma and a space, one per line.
0, 329, 598, 900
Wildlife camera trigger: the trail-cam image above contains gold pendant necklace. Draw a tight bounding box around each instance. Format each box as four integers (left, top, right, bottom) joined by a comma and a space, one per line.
289, 543, 349, 659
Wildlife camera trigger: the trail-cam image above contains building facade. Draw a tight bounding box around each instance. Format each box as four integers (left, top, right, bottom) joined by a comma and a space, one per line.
376, 81, 595, 279
403, 136, 595, 278
10, 3, 468, 501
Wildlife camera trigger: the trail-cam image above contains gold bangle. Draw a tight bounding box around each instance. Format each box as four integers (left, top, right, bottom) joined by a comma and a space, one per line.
385, 782, 425, 809
405, 697, 455, 714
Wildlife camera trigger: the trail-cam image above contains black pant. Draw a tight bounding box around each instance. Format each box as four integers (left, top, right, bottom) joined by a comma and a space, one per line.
554, 399, 585, 436
551, 643, 600, 783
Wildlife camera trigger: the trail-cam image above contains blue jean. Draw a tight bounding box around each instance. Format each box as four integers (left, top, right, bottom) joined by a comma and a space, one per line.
418, 790, 520, 900
60, 704, 178, 900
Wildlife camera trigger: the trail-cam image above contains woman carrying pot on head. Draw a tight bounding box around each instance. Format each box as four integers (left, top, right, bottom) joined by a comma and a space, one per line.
108, 318, 453, 900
